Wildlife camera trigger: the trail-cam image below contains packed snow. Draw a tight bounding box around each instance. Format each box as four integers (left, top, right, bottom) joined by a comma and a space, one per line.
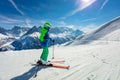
0, 34, 8, 39
0, 41, 120, 80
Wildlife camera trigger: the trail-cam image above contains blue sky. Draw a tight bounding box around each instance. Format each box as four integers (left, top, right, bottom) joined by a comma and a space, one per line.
0, 0, 120, 32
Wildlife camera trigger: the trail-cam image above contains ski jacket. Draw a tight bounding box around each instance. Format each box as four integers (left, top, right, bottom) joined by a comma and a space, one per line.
39, 22, 52, 47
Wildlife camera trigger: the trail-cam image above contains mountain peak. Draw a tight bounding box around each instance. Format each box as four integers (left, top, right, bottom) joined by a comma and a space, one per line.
9, 26, 30, 37
0, 26, 9, 35
22, 26, 39, 36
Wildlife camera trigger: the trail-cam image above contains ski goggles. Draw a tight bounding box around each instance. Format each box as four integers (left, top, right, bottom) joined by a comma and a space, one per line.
44, 26, 50, 30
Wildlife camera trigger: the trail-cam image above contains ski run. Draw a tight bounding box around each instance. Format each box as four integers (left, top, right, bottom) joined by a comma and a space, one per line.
0, 41, 120, 80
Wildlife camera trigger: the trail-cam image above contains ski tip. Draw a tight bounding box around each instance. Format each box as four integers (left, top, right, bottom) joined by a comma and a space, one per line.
50, 60, 65, 63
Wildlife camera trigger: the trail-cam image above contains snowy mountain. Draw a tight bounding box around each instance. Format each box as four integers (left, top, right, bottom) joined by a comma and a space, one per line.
18, 26, 41, 49
0, 26, 83, 51
0, 27, 10, 36
16, 26, 83, 50
0, 27, 15, 50
50, 27, 83, 44
0, 26, 41, 51
71, 16, 120, 45
8, 26, 30, 37
0, 26, 29, 51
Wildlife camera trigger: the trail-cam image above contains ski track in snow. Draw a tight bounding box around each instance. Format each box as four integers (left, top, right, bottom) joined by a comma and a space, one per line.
0, 43, 120, 80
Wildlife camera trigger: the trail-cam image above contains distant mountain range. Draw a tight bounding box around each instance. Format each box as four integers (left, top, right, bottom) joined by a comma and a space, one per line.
0, 26, 83, 51
8, 26, 30, 37
1, 16, 120, 52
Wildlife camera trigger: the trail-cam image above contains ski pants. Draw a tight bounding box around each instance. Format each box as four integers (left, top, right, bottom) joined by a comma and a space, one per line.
40, 39, 50, 62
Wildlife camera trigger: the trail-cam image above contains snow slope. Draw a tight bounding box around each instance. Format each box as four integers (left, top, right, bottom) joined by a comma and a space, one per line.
0, 27, 15, 50
0, 42, 120, 80
0, 33, 15, 49
100, 29, 120, 41
71, 16, 120, 45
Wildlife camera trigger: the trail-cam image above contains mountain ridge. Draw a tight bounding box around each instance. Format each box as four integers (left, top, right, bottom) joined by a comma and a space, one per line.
70, 16, 120, 45
0, 26, 83, 51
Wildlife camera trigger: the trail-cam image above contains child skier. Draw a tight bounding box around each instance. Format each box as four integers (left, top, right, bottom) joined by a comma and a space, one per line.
38, 22, 54, 65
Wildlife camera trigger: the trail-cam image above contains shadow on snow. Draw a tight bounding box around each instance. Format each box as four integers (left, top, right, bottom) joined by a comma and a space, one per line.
10, 65, 49, 80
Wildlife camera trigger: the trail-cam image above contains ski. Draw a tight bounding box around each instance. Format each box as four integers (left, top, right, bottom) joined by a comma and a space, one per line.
31, 60, 70, 78
52, 63, 70, 69
31, 63, 70, 69
50, 60, 65, 63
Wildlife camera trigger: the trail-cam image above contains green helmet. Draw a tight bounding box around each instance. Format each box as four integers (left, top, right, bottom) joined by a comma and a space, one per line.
43, 22, 52, 28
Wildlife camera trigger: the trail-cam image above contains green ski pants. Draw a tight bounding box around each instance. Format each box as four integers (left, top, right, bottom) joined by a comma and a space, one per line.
40, 47, 49, 61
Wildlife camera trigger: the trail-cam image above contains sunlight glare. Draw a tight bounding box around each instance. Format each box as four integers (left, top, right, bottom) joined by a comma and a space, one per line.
82, 0, 91, 3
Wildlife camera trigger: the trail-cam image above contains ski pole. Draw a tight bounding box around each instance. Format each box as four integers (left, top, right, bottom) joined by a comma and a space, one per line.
52, 41, 55, 59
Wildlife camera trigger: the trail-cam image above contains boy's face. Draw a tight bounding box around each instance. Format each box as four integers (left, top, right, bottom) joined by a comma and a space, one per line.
44, 26, 50, 31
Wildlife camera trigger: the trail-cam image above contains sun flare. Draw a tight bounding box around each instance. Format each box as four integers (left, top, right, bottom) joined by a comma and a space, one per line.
79, 0, 96, 10
82, 0, 91, 3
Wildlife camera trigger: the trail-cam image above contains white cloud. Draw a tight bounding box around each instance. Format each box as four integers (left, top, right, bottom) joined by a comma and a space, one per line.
80, 18, 96, 22
79, 24, 99, 33
0, 15, 23, 23
8, 0, 24, 15
73, 0, 96, 15
25, 19, 33, 27
59, 21, 66, 25
66, 25, 77, 30
100, 0, 109, 10
40, 20, 47, 24
64, 24, 78, 30
62, 0, 96, 19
